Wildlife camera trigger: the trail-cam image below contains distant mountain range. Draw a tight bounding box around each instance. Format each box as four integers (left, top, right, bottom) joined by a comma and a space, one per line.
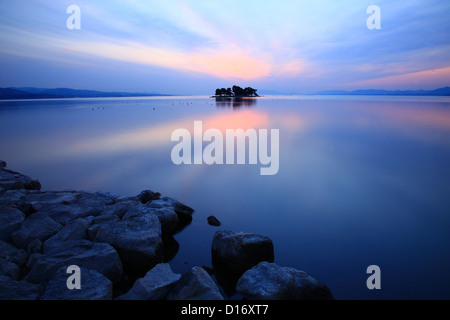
0, 87, 170, 100
1, 86, 449, 100
315, 87, 450, 96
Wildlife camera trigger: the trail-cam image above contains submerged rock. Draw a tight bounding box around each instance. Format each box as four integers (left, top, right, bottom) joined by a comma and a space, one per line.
167, 266, 224, 300
116, 263, 180, 300
207, 216, 221, 226
236, 262, 334, 300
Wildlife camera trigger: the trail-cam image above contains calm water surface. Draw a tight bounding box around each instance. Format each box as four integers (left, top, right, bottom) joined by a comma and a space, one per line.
1, 95, 449, 299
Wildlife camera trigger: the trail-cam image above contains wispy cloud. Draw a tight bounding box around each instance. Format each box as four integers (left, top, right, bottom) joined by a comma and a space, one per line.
345, 66, 450, 90
0, 0, 449, 92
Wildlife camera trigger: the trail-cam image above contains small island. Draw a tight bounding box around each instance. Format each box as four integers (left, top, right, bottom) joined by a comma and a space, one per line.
213, 85, 259, 97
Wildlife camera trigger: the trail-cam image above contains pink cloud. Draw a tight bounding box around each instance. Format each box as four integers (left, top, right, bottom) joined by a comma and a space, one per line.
346, 67, 450, 90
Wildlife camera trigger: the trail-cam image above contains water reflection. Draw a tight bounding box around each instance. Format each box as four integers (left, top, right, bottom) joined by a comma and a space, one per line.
1, 96, 450, 299
214, 97, 258, 108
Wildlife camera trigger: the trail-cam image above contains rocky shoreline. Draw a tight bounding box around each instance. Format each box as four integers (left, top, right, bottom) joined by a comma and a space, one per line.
0, 160, 334, 300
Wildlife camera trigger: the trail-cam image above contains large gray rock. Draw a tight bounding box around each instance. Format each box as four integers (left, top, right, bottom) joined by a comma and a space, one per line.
100, 201, 135, 219
25, 240, 123, 285
0, 206, 25, 242
0, 274, 41, 300
152, 208, 178, 236
41, 267, 113, 300
76, 191, 117, 209
236, 262, 334, 300
43, 219, 90, 254
167, 266, 224, 300
90, 207, 163, 273
0, 168, 41, 191
0, 190, 32, 207
147, 197, 194, 229
11, 212, 62, 249
116, 263, 180, 300
212, 230, 274, 280
18, 191, 116, 225
0, 258, 22, 280
19, 191, 80, 208
0, 240, 28, 266
35, 203, 99, 225
137, 190, 160, 204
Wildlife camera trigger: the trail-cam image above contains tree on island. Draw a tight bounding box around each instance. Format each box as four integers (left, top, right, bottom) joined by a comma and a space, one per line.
214, 85, 259, 97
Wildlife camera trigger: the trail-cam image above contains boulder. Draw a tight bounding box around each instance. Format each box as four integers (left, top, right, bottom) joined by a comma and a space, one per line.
32, 202, 99, 225
137, 190, 161, 204
40, 267, 113, 300
0, 206, 25, 242
11, 212, 62, 249
43, 219, 90, 254
76, 191, 117, 208
0, 240, 28, 266
147, 197, 194, 229
173, 201, 195, 227
91, 209, 163, 273
207, 216, 221, 226
167, 266, 224, 300
115, 263, 180, 300
99, 201, 135, 219
0, 274, 41, 300
25, 240, 123, 285
26, 239, 42, 255
0, 190, 31, 207
0, 160, 6, 168
0, 258, 22, 280
212, 230, 274, 282
236, 262, 334, 300
0, 168, 41, 191
146, 197, 174, 209
19, 191, 80, 207
153, 208, 178, 236
17, 191, 116, 225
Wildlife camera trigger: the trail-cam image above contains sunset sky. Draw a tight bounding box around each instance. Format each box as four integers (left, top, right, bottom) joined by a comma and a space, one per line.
0, 0, 449, 94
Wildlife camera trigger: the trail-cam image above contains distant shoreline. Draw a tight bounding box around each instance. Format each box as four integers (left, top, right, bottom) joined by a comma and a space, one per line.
1, 86, 449, 101
0, 87, 172, 101
210, 95, 263, 98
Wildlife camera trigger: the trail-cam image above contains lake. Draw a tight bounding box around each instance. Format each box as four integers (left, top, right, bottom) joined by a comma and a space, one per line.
1, 95, 449, 299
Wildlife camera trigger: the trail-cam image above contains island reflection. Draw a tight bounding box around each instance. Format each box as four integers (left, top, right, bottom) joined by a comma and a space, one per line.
214, 97, 258, 108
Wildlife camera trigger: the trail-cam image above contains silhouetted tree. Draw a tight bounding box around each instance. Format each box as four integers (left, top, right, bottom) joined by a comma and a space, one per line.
244, 87, 259, 97
232, 85, 244, 96
214, 85, 258, 97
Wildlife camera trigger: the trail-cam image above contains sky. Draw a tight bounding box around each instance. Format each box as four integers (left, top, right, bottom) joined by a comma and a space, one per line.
0, 0, 449, 94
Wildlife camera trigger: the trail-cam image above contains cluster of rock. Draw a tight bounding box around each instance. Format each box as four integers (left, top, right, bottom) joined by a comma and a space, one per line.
0, 160, 334, 300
